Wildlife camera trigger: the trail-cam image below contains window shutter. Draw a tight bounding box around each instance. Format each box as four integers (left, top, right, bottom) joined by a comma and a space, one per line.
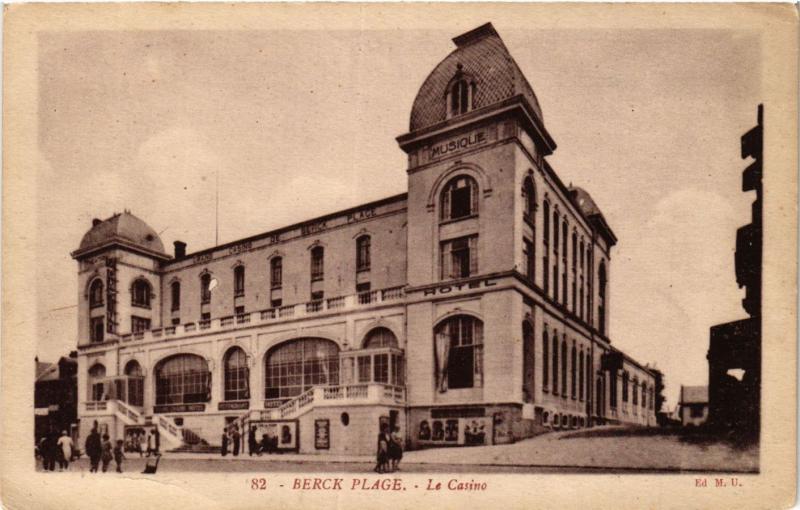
469, 236, 478, 275
441, 242, 452, 280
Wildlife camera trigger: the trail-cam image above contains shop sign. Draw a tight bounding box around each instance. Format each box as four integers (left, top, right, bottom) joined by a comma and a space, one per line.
218, 401, 249, 411
422, 278, 497, 297
154, 403, 205, 414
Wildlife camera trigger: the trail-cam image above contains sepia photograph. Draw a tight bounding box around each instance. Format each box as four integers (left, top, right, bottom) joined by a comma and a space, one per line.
2, 3, 797, 509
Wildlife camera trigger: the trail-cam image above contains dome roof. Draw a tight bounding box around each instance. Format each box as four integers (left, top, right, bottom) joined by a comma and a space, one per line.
569, 186, 602, 217
409, 23, 543, 132
77, 211, 166, 256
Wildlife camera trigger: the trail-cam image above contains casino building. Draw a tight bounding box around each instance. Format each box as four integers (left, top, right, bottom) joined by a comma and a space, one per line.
73, 23, 658, 456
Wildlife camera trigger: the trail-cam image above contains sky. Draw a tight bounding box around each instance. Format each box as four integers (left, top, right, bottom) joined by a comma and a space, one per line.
35, 26, 761, 408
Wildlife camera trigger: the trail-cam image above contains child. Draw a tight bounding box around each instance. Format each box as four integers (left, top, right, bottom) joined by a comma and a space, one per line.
114, 439, 125, 473
101, 434, 113, 473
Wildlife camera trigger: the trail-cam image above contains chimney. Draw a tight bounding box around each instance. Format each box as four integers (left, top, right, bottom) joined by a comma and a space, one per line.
174, 241, 187, 259
92, 218, 102, 227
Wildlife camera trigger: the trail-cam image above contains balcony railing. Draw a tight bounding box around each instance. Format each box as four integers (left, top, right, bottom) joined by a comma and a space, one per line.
112, 285, 405, 345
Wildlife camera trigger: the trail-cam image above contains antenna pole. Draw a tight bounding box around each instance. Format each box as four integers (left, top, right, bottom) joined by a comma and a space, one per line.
215, 168, 219, 245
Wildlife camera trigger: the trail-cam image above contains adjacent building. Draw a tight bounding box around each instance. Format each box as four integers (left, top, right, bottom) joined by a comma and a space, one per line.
707, 105, 762, 437
678, 385, 709, 427
35, 353, 78, 442
72, 23, 658, 456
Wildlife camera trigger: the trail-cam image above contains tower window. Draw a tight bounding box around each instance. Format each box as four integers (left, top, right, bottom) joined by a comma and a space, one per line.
441, 235, 478, 280
441, 175, 478, 221
89, 279, 104, 308
131, 316, 151, 334
171, 281, 181, 311
201, 273, 212, 304
523, 176, 536, 220
131, 279, 151, 308
90, 317, 104, 343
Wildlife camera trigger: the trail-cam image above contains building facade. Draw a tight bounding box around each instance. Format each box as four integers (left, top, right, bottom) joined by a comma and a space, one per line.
678, 385, 709, 427
72, 23, 658, 456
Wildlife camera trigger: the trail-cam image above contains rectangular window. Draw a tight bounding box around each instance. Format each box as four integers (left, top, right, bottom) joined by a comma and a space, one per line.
201, 312, 210, 321
234, 266, 245, 297
523, 238, 534, 281
90, 317, 104, 343
270, 298, 282, 308
357, 356, 371, 383
172, 317, 180, 326
311, 290, 324, 301
440, 235, 478, 280
171, 283, 180, 311
271, 258, 283, 289
374, 354, 389, 383
356, 282, 371, 293
356, 236, 371, 272
235, 305, 245, 315
311, 248, 324, 281
690, 405, 704, 418
131, 316, 151, 333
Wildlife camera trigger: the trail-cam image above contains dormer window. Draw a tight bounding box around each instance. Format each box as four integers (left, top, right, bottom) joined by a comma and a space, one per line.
446, 67, 475, 120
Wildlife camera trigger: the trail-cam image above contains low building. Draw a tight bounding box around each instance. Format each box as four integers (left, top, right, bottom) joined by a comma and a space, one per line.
679, 385, 709, 427
72, 23, 659, 456
35, 354, 78, 442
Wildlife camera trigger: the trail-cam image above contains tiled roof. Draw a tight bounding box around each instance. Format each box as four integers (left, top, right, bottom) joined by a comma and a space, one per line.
409, 23, 543, 132
78, 211, 165, 255
681, 385, 709, 404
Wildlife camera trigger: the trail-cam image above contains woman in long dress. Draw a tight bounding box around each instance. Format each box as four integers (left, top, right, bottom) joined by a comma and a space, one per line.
221, 429, 229, 457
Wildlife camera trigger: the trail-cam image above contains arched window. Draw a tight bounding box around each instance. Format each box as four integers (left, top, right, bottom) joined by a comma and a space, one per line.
543, 201, 550, 294
224, 347, 250, 401
622, 371, 629, 402
448, 78, 473, 117
571, 232, 578, 312
579, 351, 585, 400
434, 315, 483, 391
542, 329, 549, 391
596, 377, 604, 416
124, 360, 144, 406
270, 257, 283, 289
89, 279, 104, 308
571, 345, 577, 398
642, 382, 647, 408
234, 265, 245, 297
632, 377, 639, 406
523, 321, 535, 402
265, 338, 340, 400
88, 363, 106, 401
363, 327, 398, 349
579, 239, 585, 319
562, 220, 568, 305
131, 279, 151, 308
310, 246, 324, 281
551, 332, 559, 394
553, 211, 559, 299
441, 175, 478, 221
523, 176, 537, 220
200, 273, 212, 304
599, 261, 608, 335
586, 354, 592, 403
561, 340, 568, 398
356, 236, 371, 272
170, 281, 181, 311
155, 354, 210, 405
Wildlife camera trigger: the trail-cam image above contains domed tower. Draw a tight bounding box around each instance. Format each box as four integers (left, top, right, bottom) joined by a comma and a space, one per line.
398, 23, 556, 288
71, 211, 169, 348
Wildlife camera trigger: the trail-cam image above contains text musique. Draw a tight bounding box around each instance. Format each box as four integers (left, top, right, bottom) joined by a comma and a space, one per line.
430, 131, 487, 158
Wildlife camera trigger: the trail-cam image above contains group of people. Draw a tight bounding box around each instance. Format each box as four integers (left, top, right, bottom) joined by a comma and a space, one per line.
84, 425, 125, 473
37, 429, 74, 471
375, 424, 403, 474
220, 425, 241, 456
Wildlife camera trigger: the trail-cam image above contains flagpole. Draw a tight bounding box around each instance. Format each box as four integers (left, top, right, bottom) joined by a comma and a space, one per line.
215, 167, 220, 246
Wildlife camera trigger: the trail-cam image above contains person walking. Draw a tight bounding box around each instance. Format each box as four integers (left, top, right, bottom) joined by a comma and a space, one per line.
42, 429, 58, 471
153, 428, 160, 455
388, 426, 403, 473
85, 426, 102, 473
100, 434, 113, 473
57, 431, 73, 471
113, 439, 126, 473
248, 426, 257, 456
220, 429, 229, 457
232, 425, 241, 456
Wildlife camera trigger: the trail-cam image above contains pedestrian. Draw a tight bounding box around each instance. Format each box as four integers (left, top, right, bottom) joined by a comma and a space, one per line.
101, 434, 113, 473
135, 432, 143, 458
232, 425, 241, 456
153, 428, 160, 455
221, 429, 229, 457
113, 439, 125, 473
374, 424, 390, 474
57, 430, 73, 471
388, 426, 403, 473
85, 426, 102, 473
145, 430, 153, 457
248, 426, 257, 456
42, 429, 58, 471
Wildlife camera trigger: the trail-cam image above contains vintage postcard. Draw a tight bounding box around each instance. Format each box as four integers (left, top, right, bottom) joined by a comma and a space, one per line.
2, 3, 797, 509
